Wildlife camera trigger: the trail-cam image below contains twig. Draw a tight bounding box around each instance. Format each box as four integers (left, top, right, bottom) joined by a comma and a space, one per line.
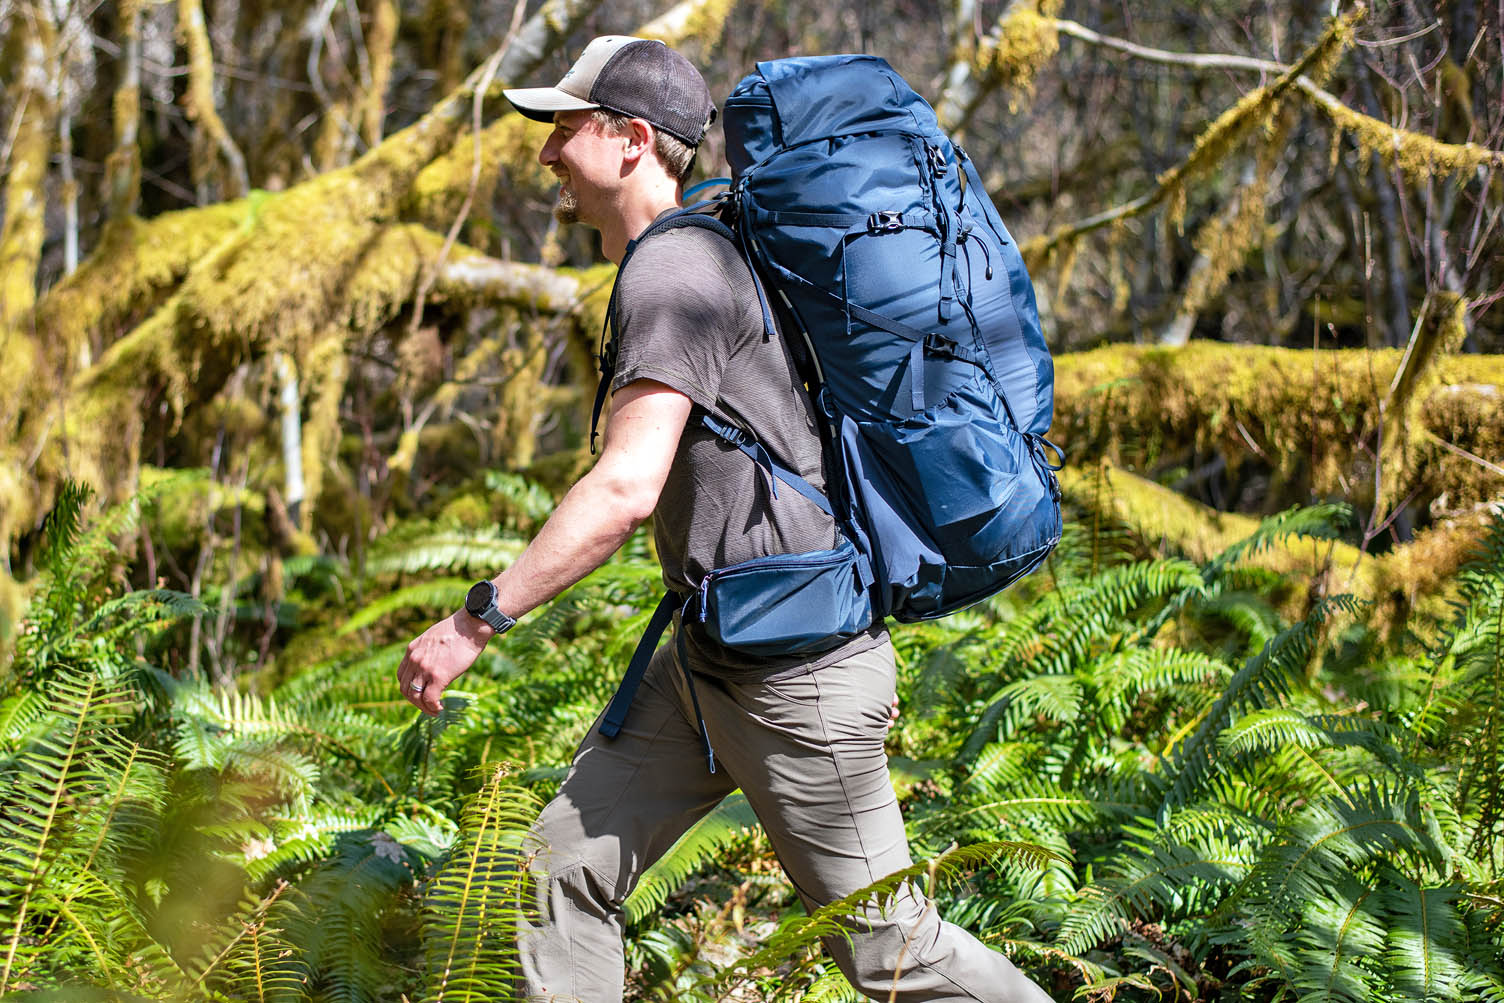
1426, 430, 1504, 479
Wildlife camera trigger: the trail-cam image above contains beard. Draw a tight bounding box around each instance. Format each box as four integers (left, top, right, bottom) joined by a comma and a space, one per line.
552, 184, 579, 224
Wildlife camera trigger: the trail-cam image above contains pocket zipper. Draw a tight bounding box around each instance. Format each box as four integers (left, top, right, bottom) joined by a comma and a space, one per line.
694, 547, 855, 622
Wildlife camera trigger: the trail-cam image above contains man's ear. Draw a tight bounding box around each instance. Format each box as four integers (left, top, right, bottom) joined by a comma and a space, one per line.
622, 118, 654, 164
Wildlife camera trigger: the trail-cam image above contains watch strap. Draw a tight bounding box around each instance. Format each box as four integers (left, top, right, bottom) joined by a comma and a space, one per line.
478, 605, 515, 634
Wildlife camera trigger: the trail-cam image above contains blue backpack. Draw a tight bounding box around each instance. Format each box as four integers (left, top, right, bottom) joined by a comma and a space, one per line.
596, 55, 1063, 770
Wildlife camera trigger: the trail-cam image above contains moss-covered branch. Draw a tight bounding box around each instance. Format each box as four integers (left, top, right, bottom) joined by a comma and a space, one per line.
1021, 9, 1359, 271
362, 0, 399, 147
1048, 14, 1504, 180
0, 5, 57, 537
636, 0, 738, 47
935, 0, 1062, 136
1059, 460, 1495, 634
177, 0, 249, 198
1053, 340, 1504, 516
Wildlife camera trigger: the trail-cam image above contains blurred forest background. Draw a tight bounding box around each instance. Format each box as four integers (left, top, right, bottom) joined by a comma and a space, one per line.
1, 0, 1502, 1000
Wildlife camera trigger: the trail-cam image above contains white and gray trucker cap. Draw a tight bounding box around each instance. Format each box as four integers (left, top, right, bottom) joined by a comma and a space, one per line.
503, 35, 716, 147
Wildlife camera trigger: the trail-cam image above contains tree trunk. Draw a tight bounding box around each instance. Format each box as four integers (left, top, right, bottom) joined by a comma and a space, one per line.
362, 0, 399, 147
0, 3, 55, 478
106, 0, 143, 221
178, 0, 250, 199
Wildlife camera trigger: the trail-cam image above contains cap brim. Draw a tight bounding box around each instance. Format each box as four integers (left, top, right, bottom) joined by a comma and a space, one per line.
502, 86, 600, 122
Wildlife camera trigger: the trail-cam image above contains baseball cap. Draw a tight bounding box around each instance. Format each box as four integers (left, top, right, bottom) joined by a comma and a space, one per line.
503, 35, 716, 147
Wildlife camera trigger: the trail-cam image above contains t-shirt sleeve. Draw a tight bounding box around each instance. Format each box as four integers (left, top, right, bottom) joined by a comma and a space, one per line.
609, 233, 743, 412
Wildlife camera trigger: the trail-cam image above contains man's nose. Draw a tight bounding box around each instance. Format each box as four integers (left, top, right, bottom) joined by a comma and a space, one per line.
538, 135, 558, 167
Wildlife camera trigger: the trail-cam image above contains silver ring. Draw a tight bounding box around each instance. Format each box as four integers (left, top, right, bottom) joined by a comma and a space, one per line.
409, 680, 425, 693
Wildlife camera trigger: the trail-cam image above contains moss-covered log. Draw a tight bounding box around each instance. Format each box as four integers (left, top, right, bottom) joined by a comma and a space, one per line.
1059, 461, 1495, 634
1052, 341, 1504, 516
6, 0, 607, 545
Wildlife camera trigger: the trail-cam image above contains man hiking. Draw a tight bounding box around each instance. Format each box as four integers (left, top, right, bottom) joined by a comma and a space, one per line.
396, 35, 1055, 1003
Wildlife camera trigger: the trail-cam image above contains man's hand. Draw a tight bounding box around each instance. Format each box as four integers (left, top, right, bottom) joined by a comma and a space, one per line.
394, 379, 689, 715
397, 610, 493, 715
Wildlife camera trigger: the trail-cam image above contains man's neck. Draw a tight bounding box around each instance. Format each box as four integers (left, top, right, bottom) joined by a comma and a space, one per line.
600, 182, 683, 264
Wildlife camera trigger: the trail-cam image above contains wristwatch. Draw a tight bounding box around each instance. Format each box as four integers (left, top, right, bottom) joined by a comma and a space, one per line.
464, 580, 517, 634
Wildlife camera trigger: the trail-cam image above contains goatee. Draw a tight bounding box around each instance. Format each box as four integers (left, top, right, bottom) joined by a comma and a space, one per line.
553, 186, 578, 225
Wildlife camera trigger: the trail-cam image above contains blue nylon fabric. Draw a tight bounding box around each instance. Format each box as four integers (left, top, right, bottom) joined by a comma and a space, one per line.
723, 54, 1062, 622
694, 540, 873, 656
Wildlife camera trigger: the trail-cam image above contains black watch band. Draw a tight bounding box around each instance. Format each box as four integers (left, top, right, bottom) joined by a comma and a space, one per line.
464, 580, 516, 634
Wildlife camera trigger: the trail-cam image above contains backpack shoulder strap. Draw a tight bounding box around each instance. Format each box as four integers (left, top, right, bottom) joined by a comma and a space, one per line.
590, 204, 764, 452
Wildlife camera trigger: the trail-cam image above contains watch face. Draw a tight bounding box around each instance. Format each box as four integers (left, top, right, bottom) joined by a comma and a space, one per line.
465, 580, 495, 617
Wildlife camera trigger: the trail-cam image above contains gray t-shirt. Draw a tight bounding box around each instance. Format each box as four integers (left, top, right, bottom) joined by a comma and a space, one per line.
610, 218, 886, 675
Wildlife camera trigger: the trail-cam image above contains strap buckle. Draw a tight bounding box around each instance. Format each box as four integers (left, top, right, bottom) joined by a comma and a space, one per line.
867, 211, 904, 235
927, 144, 949, 178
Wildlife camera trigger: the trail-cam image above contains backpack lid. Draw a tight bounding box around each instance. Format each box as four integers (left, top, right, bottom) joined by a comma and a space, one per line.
723, 55, 936, 177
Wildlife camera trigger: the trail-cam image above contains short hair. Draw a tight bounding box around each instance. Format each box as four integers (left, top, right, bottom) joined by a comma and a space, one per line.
591, 108, 698, 184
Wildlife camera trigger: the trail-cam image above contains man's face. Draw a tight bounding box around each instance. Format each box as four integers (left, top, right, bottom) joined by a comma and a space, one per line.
538, 109, 626, 227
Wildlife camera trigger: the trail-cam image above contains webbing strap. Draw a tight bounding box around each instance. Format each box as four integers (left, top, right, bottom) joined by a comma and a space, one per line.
755, 207, 938, 234
761, 209, 867, 228
699, 414, 833, 517
597, 592, 678, 739
674, 618, 717, 773
762, 261, 930, 345
592, 206, 753, 452
596, 590, 717, 773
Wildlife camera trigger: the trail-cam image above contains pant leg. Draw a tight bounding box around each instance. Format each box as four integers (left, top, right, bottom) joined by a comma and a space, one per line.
517, 642, 736, 1002
691, 642, 1055, 1003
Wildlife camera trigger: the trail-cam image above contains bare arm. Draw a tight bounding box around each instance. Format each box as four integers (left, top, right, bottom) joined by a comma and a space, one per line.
397, 380, 691, 713
492, 379, 689, 616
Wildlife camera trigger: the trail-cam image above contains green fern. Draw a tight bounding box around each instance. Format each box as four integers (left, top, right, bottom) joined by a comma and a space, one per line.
0, 671, 165, 993
624, 792, 759, 925
1158, 595, 1361, 820
417, 764, 539, 1003
698, 841, 1061, 998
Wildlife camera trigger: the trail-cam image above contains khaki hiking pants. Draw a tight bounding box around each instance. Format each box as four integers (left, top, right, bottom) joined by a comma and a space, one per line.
516, 636, 1056, 1003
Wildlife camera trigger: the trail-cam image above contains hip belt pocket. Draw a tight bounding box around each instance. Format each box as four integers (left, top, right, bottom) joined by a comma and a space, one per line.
693, 539, 875, 657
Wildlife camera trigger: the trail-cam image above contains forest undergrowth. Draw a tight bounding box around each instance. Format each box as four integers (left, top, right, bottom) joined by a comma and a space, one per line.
2, 478, 1502, 1002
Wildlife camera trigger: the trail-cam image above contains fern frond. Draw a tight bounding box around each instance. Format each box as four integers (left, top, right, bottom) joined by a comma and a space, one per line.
1379, 871, 1467, 1001
0, 671, 139, 994
1058, 833, 1251, 955
1202, 503, 1352, 583
338, 579, 471, 635
418, 765, 539, 1003
1159, 595, 1360, 819
363, 533, 525, 577
1238, 782, 1445, 930
0, 689, 47, 748
268, 830, 425, 1003
1093, 647, 1230, 712
799, 966, 861, 1002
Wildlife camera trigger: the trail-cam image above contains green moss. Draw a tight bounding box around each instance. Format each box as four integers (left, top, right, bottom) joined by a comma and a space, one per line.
405, 115, 554, 229
438, 493, 492, 529
1053, 343, 1502, 516
1059, 459, 1487, 636
976, 0, 1063, 103
637, 0, 739, 50
1315, 91, 1504, 179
